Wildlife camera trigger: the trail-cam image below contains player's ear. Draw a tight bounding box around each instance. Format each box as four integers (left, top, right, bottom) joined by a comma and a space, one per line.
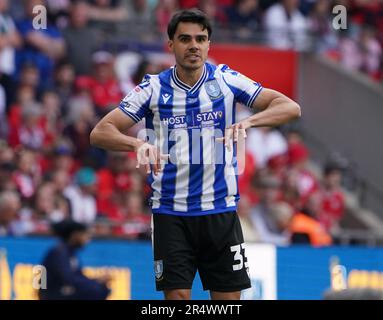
168, 39, 174, 52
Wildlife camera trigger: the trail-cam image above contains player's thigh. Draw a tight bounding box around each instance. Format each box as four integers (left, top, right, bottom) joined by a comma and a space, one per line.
197, 212, 251, 292
153, 214, 197, 290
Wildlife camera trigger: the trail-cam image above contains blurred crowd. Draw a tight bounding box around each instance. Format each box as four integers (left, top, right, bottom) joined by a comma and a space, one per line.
0, 0, 370, 244
234, 116, 345, 246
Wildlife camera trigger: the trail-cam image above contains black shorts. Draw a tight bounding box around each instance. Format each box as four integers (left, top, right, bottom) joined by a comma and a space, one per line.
152, 211, 251, 292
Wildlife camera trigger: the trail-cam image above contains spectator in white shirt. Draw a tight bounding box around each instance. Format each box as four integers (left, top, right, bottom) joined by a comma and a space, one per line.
64, 167, 97, 225
246, 127, 288, 169
264, 0, 309, 50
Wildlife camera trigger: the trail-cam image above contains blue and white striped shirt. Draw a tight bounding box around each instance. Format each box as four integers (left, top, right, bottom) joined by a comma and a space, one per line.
119, 62, 263, 216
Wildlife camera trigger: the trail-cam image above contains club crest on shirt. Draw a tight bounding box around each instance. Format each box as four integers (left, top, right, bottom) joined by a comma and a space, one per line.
204, 80, 223, 100
154, 260, 163, 281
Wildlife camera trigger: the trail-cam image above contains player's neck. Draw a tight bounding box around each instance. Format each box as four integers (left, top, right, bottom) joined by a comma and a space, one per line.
175, 65, 204, 88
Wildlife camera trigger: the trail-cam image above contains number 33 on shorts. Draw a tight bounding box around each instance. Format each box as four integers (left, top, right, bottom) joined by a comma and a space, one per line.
230, 243, 249, 274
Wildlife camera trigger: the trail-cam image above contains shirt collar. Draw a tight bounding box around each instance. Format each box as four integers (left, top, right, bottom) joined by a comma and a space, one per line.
171, 64, 208, 94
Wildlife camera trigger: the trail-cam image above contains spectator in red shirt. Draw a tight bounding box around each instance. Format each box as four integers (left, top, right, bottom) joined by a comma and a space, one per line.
319, 163, 345, 232
8, 102, 51, 152
266, 152, 289, 184
113, 192, 151, 240
12, 148, 42, 203
351, 0, 383, 33
96, 152, 136, 222
7, 84, 36, 130
75, 51, 122, 116
286, 142, 319, 209
40, 90, 63, 148
6, 63, 39, 128
280, 167, 301, 210
198, 0, 228, 27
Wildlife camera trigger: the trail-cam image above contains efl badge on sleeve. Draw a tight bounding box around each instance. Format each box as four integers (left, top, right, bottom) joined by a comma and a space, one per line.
205, 80, 223, 100
154, 260, 163, 281
121, 101, 132, 112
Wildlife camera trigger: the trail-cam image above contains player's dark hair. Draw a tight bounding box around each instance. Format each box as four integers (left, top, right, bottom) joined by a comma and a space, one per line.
167, 9, 212, 40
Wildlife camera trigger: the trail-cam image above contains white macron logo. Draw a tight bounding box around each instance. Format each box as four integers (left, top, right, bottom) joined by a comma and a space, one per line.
162, 94, 171, 104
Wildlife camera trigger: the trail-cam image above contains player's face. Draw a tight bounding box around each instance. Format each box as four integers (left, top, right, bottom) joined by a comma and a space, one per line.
168, 22, 210, 71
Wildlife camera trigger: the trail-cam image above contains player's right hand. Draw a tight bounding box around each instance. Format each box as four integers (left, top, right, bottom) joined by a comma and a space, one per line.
216, 122, 247, 152
135, 141, 169, 176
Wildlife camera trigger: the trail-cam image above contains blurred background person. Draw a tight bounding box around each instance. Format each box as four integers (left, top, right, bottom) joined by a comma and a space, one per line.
225, 0, 262, 39
0, 140, 16, 192
16, 181, 70, 236
286, 141, 319, 210
0, 190, 21, 236
318, 162, 346, 233
39, 219, 111, 300
0, 0, 22, 110
64, 167, 98, 225
339, 25, 382, 81
290, 191, 333, 246
307, 0, 338, 53
237, 194, 260, 243
74, 51, 122, 117
63, 0, 101, 76
155, 0, 179, 37
15, 0, 66, 90
250, 173, 289, 246
53, 60, 75, 118
264, 0, 309, 50
11, 148, 42, 204
113, 192, 151, 240
246, 126, 288, 170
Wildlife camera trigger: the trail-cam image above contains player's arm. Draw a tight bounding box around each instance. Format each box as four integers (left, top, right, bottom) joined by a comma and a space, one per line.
90, 108, 144, 152
241, 88, 301, 130
90, 108, 165, 175
222, 88, 301, 147
218, 66, 301, 145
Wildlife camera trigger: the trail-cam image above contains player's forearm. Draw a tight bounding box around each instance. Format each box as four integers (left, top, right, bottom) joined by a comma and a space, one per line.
90, 123, 143, 152
244, 97, 301, 128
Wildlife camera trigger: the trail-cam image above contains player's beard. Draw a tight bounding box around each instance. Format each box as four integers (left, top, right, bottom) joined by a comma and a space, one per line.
179, 56, 205, 72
